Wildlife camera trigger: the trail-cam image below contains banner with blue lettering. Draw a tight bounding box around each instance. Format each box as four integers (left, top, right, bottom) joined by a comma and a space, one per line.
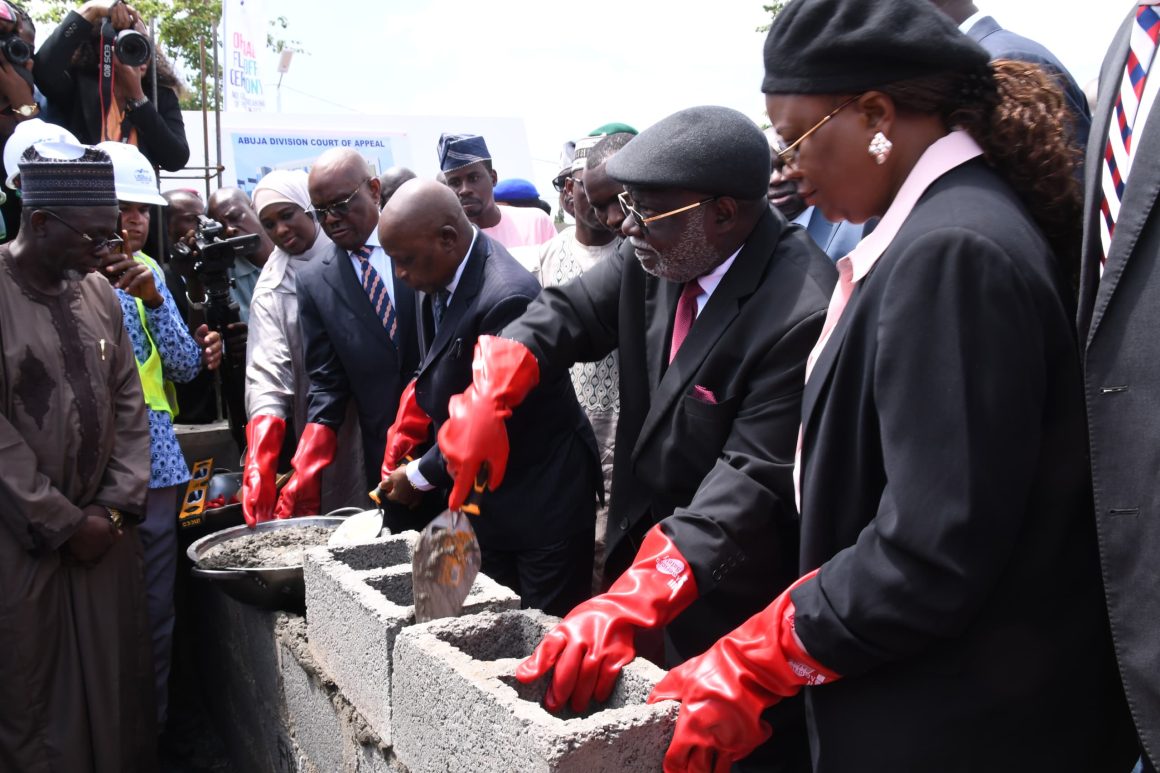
222, 0, 267, 112
230, 128, 404, 193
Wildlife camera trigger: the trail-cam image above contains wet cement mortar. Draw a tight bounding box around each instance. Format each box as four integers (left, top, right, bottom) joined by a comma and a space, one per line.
199, 526, 333, 569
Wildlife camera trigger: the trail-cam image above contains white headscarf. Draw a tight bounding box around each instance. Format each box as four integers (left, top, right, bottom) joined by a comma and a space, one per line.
251, 169, 332, 293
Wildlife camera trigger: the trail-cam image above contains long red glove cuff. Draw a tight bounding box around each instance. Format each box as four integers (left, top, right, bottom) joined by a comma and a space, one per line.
274, 422, 337, 519
584, 525, 700, 628
241, 414, 286, 528
381, 379, 432, 479
648, 570, 839, 772
473, 335, 540, 407
651, 569, 839, 704
438, 336, 540, 509
514, 526, 699, 712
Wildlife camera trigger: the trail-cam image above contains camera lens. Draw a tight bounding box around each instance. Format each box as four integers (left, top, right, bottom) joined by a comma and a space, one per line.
114, 30, 152, 68
1, 35, 30, 65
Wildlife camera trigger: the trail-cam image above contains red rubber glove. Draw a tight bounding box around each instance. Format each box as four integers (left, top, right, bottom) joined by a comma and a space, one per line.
240, 414, 287, 527
273, 422, 337, 519
515, 525, 698, 713
380, 379, 432, 480
437, 335, 539, 510
648, 570, 840, 773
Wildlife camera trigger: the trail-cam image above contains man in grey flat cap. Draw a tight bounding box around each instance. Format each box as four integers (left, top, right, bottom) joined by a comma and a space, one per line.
434, 105, 837, 772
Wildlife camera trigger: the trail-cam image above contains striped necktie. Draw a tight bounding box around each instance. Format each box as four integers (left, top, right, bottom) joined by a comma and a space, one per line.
1100, 3, 1160, 262
353, 245, 398, 346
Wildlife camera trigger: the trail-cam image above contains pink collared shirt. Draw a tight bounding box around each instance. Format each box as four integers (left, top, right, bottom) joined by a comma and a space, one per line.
794, 129, 985, 507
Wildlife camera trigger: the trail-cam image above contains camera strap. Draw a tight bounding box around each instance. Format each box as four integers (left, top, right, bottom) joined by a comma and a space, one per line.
97, 21, 118, 142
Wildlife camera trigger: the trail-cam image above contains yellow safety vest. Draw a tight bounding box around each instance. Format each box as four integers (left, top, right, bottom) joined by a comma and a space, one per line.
131, 253, 180, 418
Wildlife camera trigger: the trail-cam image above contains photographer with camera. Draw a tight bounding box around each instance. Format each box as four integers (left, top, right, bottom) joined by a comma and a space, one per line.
0, 2, 41, 241
35, 0, 189, 172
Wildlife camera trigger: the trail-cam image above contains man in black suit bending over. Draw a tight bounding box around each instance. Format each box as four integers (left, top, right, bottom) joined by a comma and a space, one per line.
376, 179, 599, 617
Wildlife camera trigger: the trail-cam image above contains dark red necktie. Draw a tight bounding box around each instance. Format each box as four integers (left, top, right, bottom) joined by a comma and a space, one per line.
669, 280, 703, 364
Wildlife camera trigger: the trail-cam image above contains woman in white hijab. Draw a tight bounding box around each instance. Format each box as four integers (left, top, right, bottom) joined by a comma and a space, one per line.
241, 169, 365, 524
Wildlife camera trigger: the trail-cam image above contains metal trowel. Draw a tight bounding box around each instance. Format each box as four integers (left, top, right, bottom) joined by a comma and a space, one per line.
411, 469, 486, 623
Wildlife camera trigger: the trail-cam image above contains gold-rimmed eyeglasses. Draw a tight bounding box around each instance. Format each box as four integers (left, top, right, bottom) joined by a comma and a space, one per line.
39, 209, 124, 252
617, 191, 717, 231
775, 95, 860, 167
309, 177, 370, 220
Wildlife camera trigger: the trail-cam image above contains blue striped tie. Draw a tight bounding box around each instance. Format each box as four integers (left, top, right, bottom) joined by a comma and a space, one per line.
353, 245, 398, 346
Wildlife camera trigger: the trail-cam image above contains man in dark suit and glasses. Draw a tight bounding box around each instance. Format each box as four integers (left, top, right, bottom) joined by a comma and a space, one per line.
280, 148, 426, 531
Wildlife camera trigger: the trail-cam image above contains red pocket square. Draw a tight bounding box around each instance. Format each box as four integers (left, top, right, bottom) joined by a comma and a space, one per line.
691, 385, 718, 404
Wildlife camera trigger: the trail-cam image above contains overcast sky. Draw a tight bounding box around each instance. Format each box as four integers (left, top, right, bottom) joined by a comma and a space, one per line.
31, 0, 1127, 192
253, 0, 1124, 191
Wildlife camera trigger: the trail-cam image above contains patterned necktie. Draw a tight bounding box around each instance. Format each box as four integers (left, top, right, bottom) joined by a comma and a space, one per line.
1100, 2, 1160, 262
669, 280, 703, 364
353, 245, 398, 346
432, 289, 448, 332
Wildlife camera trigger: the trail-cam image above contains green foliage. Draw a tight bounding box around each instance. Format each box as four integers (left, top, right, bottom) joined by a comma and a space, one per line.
757, 1, 787, 32
31, 1, 301, 110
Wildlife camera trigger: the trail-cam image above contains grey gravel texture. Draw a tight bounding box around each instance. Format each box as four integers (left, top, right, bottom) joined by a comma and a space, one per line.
199, 525, 334, 569
391, 609, 678, 773
303, 531, 520, 746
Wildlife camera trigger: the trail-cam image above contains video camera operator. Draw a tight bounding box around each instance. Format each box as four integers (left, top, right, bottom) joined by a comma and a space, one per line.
35, 0, 189, 172
169, 204, 257, 451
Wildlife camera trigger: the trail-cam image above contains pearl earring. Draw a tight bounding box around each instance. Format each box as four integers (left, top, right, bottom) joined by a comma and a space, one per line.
868, 131, 892, 165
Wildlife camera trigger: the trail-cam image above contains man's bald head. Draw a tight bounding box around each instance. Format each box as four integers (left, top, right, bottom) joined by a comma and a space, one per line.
378, 166, 418, 207
309, 149, 382, 250
380, 179, 473, 295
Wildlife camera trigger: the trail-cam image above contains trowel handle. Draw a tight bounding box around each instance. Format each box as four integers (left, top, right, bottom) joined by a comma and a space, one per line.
459, 464, 489, 517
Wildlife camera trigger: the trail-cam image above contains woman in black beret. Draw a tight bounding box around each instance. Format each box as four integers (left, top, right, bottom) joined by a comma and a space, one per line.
648, 0, 1137, 771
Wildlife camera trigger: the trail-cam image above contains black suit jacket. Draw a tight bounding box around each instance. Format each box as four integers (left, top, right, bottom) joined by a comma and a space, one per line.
966, 15, 1092, 149
296, 243, 420, 494
35, 12, 190, 172
411, 233, 597, 549
504, 207, 834, 659
1079, 9, 1160, 766
794, 160, 1131, 772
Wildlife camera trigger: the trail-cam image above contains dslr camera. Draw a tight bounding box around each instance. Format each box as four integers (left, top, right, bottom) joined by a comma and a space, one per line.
99, 0, 153, 68
172, 214, 260, 281
0, 1, 30, 65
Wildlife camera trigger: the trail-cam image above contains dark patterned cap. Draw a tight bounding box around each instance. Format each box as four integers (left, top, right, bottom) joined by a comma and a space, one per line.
20, 143, 117, 207
762, 0, 990, 94
605, 106, 770, 199
437, 133, 492, 173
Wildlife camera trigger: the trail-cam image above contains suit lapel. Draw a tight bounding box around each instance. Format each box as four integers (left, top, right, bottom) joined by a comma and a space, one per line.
634, 211, 778, 456
416, 236, 487, 375
321, 244, 396, 349
643, 270, 676, 394
799, 283, 859, 436
1085, 12, 1155, 349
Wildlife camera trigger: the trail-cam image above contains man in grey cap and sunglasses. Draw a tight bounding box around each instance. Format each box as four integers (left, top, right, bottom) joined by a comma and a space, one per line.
433, 105, 837, 771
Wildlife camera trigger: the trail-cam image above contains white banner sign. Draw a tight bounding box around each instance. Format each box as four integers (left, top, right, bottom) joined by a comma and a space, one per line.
221, 0, 267, 112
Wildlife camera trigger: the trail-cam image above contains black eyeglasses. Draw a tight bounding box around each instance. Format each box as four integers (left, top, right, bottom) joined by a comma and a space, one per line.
552, 172, 573, 193
39, 209, 123, 251
309, 178, 370, 220
617, 191, 717, 231
775, 95, 860, 168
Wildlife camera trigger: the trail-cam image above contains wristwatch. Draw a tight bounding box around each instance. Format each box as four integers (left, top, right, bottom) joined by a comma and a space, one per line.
104, 506, 125, 531
125, 96, 149, 113
10, 103, 37, 118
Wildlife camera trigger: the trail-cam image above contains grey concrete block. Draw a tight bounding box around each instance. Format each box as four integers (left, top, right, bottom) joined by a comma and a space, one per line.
304, 531, 520, 746
277, 616, 408, 773
391, 609, 678, 773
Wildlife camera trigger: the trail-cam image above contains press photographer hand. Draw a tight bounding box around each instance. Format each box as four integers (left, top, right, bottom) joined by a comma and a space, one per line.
103, 232, 163, 308
78, 0, 138, 30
